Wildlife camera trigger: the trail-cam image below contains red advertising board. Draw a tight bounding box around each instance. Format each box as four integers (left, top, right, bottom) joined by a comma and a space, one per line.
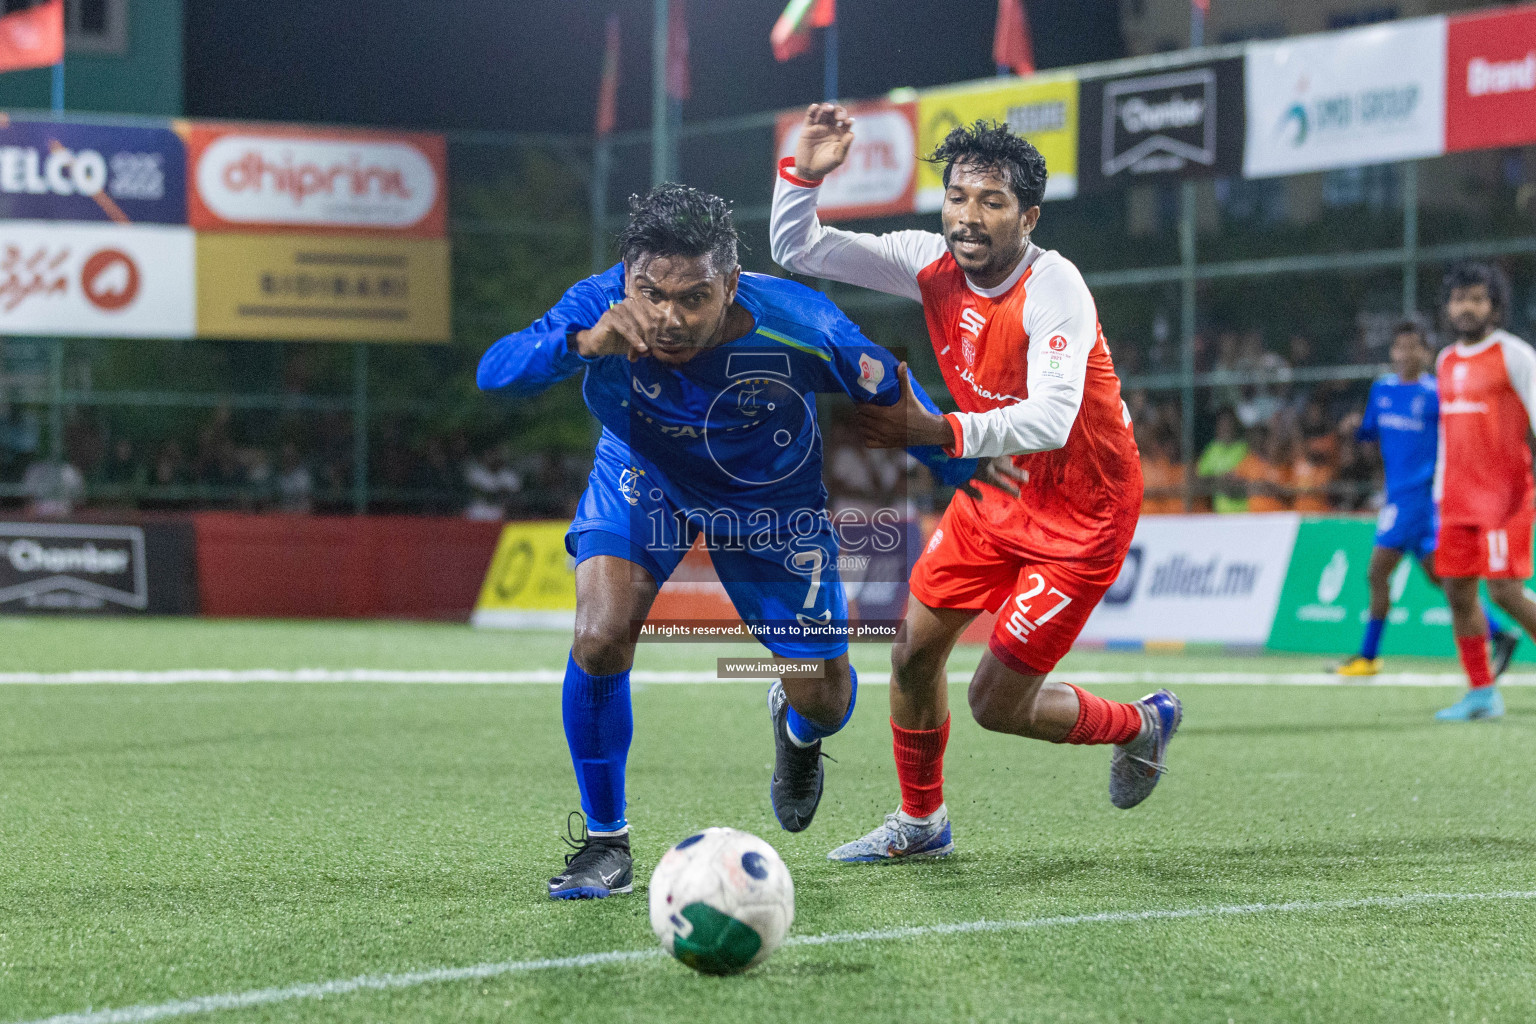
774, 100, 918, 221
1446, 4, 1536, 153
182, 122, 448, 236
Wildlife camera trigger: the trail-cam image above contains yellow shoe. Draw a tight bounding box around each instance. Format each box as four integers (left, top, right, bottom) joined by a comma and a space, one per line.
1335, 656, 1382, 677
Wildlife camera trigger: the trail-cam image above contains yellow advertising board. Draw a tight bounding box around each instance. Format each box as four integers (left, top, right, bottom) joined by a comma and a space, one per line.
470, 521, 578, 629
915, 73, 1080, 208
195, 233, 451, 342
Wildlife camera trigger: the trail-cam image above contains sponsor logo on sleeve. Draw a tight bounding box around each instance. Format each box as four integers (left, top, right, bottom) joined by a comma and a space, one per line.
857, 353, 885, 394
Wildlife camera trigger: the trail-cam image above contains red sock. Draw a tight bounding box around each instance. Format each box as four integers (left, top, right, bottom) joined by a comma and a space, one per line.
1456, 634, 1494, 689
1063, 684, 1144, 745
892, 716, 949, 818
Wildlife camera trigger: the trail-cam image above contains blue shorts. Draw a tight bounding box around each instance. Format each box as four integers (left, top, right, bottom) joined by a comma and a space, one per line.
565, 441, 849, 659
1375, 498, 1438, 561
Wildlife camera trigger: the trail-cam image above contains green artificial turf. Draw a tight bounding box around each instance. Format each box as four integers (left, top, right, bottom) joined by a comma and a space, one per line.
1, 618, 1533, 1023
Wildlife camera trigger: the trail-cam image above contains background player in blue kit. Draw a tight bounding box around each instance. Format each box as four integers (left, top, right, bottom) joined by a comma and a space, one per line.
1337, 321, 1518, 676
477, 184, 977, 899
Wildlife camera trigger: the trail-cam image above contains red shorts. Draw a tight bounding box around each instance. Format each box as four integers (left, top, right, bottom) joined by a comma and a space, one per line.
1436, 507, 1535, 580
908, 500, 1124, 674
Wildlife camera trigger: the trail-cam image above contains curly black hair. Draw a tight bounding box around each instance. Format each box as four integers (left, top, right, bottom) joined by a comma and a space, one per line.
617, 183, 738, 274
927, 119, 1048, 210
1440, 261, 1511, 321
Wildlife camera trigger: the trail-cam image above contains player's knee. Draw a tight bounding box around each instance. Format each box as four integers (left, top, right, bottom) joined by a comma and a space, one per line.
571, 617, 634, 676
966, 676, 1009, 733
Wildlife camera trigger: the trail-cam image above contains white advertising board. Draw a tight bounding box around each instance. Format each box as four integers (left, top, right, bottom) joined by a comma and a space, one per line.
1079, 513, 1302, 645
1244, 17, 1447, 179
0, 221, 195, 338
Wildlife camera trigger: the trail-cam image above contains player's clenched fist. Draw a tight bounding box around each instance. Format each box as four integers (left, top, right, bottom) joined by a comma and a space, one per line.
574, 297, 664, 362
794, 103, 856, 182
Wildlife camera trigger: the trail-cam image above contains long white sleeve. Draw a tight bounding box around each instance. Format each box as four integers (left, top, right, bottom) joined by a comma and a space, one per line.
1500, 331, 1536, 433
951, 256, 1096, 458
769, 163, 946, 302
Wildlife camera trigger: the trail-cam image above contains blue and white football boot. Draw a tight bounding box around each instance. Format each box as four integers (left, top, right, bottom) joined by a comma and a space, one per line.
1109, 689, 1182, 810
827, 808, 954, 863
1435, 686, 1504, 721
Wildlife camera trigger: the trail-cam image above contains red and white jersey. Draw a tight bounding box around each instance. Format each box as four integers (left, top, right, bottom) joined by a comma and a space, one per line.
1435, 329, 1536, 526
770, 159, 1141, 565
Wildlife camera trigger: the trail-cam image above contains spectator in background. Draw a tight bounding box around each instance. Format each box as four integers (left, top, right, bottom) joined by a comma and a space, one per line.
1198, 408, 1249, 513
1235, 426, 1291, 513
1287, 333, 1314, 369
21, 458, 84, 518
1138, 430, 1185, 514
94, 438, 146, 503
1292, 445, 1335, 512
464, 443, 521, 520
276, 442, 313, 514
153, 441, 192, 490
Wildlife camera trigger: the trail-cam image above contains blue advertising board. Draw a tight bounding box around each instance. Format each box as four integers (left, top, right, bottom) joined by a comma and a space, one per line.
0, 119, 186, 225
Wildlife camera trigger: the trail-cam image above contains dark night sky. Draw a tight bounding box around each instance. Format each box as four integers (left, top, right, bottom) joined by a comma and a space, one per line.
184, 0, 1123, 133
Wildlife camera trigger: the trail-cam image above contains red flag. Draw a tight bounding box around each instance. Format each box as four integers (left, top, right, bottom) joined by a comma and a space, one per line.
993, 0, 1036, 77
771, 0, 836, 63
666, 0, 689, 102
1193, 0, 1210, 13
595, 14, 621, 136
0, 0, 63, 75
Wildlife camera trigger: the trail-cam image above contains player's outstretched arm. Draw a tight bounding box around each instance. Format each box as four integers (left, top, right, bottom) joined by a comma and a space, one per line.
477, 277, 660, 399
769, 105, 945, 302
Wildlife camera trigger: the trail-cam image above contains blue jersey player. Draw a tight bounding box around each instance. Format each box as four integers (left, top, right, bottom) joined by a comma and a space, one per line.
1337, 321, 1518, 676
477, 185, 976, 899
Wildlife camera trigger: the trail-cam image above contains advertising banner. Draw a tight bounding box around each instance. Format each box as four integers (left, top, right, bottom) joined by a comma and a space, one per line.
0, 521, 197, 614
915, 73, 1079, 208
471, 521, 577, 629
195, 232, 450, 343
775, 100, 917, 221
0, 119, 186, 224
1077, 57, 1245, 193
1445, 5, 1536, 153
1244, 17, 1447, 179
1078, 513, 1301, 645
0, 220, 194, 338
1264, 516, 1472, 658
185, 123, 448, 237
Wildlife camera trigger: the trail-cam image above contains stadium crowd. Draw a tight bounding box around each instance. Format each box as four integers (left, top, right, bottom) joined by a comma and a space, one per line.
0, 325, 1413, 520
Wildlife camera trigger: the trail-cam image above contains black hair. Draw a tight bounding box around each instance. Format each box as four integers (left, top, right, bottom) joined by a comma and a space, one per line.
1393, 319, 1431, 347
617, 183, 738, 274
1440, 261, 1511, 321
927, 119, 1048, 210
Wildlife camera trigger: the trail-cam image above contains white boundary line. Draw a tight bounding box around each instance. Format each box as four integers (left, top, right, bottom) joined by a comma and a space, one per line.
13, 890, 1535, 1024
1, 668, 1534, 687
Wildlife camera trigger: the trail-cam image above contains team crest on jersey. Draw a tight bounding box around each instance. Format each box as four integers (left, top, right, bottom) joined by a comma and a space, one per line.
857, 354, 884, 394
1452, 363, 1470, 394
959, 308, 986, 367
617, 466, 644, 506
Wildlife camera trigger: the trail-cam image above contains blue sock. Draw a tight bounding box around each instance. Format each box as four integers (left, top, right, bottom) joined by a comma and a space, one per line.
561, 651, 632, 833
1481, 598, 1508, 637
1360, 617, 1386, 660
786, 666, 858, 746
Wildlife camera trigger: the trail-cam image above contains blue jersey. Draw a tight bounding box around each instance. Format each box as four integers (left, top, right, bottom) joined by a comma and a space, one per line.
477, 264, 976, 522
1358, 373, 1438, 507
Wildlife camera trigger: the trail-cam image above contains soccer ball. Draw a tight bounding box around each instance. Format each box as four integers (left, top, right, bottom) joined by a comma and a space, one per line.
648, 827, 794, 975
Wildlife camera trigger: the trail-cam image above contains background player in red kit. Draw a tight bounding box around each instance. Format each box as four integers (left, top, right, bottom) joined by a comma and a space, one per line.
771, 107, 1182, 861
1433, 262, 1536, 721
